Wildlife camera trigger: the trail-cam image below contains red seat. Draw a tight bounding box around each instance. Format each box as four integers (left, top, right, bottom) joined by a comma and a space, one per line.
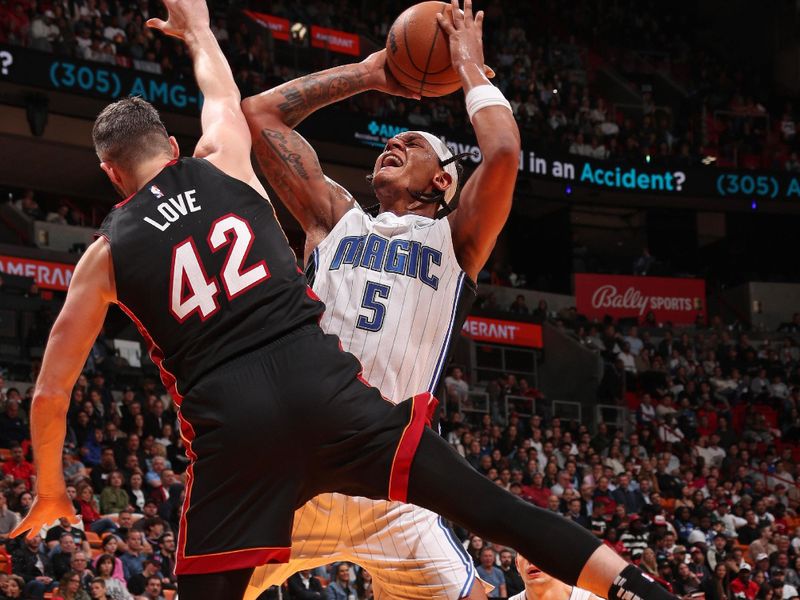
625, 392, 640, 411
731, 404, 747, 433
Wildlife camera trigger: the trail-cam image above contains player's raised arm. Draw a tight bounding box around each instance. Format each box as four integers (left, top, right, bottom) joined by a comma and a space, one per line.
241, 51, 417, 257
437, 0, 522, 282
11, 239, 115, 538
147, 0, 258, 189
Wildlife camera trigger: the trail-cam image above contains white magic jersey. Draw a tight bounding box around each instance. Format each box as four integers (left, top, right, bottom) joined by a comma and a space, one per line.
309, 206, 476, 403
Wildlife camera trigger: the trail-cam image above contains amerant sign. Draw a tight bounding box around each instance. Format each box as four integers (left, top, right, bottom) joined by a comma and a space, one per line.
575, 274, 705, 325
0, 255, 74, 291
462, 316, 543, 348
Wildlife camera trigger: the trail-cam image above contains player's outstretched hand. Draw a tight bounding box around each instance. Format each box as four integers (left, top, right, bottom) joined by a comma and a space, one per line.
363, 50, 422, 100
10, 494, 80, 540
436, 0, 494, 78
146, 0, 211, 41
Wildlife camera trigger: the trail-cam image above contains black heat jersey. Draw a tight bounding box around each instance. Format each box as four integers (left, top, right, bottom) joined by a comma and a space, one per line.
97, 157, 323, 394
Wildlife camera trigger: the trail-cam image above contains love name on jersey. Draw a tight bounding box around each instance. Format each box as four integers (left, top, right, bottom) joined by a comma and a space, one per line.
330, 234, 441, 290
143, 189, 201, 231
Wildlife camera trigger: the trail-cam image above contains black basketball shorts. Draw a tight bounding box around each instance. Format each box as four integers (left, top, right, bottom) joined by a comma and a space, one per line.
172, 324, 436, 575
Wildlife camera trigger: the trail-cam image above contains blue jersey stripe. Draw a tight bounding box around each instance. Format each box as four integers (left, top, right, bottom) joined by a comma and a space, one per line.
437, 516, 475, 597
427, 271, 466, 393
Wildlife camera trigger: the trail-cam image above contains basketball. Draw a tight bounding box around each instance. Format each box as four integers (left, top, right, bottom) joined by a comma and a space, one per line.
386, 1, 462, 97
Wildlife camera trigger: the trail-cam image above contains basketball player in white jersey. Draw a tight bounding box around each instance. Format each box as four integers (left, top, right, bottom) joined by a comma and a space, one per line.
241, 2, 510, 599
511, 554, 603, 600
241, 2, 669, 600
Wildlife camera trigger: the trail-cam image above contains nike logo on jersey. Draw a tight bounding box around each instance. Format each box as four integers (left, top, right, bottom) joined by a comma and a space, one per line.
143, 189, 201, 231
329, 234, 442, 290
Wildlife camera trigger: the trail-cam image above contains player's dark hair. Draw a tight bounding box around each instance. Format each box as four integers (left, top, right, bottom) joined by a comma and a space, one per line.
92, 96, 171, 170
364, 152, 470, 218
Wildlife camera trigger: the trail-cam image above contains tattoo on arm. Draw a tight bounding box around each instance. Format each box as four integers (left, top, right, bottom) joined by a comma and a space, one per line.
255, 129, 318, 192
275, 68, 368, 128
253, 128, 353, 230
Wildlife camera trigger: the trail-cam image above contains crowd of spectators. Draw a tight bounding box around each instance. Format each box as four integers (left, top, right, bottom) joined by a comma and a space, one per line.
0, 368, 184, 599
2, 0, 799, 172
433, 300, 800, 600
436, 313, 800, 600
242, 0, 800, 173
3, 306, 800, 598
6, 190, 90, 229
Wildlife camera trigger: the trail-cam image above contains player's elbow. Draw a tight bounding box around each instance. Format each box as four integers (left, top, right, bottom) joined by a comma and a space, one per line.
496, 125, 522, 157
240, 95, 260, 118
241, 95, 282, 128
493, 139, 522, 161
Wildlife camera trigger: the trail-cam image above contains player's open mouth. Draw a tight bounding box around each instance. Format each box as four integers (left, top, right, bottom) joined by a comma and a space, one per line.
527, 566, 543, 579
380, 153, 404, 169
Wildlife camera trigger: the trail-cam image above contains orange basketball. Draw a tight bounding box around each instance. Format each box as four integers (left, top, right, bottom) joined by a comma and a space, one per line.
385, 1, 462, 98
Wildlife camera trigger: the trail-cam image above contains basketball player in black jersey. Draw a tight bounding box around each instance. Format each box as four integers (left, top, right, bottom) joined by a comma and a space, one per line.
12, 1, 674, 600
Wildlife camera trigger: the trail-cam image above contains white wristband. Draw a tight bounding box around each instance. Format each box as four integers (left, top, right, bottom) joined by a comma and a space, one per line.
465, 84, 512, 123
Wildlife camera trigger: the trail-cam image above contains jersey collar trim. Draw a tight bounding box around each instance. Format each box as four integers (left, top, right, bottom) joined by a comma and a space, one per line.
113, 158, 181, 209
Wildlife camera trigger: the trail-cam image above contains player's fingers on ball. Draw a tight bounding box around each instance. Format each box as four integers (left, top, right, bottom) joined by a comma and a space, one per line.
436, 11, 455, 34
443, 5, 455, 24
450, 0, 463, 24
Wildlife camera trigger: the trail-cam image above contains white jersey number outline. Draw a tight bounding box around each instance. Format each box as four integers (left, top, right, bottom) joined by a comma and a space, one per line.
169, 213, 270, 322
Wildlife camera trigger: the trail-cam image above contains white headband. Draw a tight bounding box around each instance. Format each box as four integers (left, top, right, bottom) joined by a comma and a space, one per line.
408, 130, 459, 204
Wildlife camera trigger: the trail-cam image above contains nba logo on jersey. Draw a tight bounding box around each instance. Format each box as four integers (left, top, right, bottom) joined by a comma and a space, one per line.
150, 185, 164, 198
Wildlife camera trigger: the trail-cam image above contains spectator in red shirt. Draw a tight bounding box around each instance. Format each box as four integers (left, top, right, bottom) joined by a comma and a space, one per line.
6, 4, 30, 45
730, 564, 759, 600
696, 400, 719, 437
521, 472, 551, 508
2, 445, 35, 490
75, 482, 116, 535
603, 528, 627, 556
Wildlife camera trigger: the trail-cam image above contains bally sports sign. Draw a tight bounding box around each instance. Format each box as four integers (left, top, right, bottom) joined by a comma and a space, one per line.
575, 274, 706, 325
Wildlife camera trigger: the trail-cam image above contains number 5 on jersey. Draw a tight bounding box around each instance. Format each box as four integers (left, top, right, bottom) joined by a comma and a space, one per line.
170, 214, 270, 322
356, 281, 391, 332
